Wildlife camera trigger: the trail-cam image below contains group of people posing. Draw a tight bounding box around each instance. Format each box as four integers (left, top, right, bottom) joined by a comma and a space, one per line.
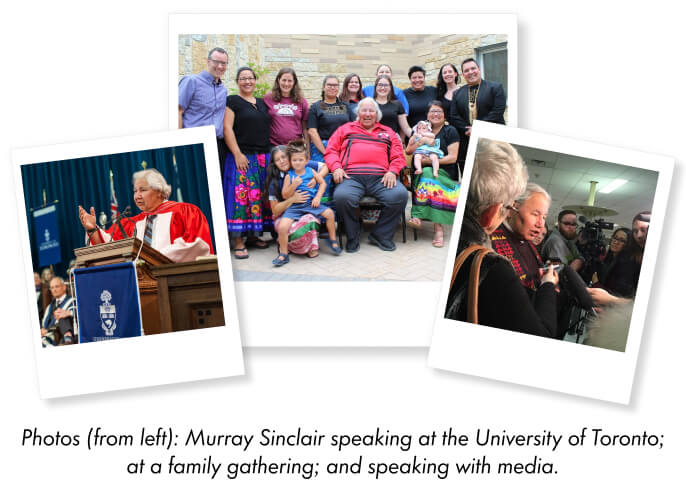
445, 138, 649, 341
178, 47, 507, 265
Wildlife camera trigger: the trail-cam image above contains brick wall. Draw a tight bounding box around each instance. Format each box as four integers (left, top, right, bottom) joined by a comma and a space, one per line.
178, 34, 507, 103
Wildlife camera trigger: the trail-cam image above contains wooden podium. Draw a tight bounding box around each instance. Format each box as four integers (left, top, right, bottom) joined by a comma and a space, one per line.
73, 238, 223, 335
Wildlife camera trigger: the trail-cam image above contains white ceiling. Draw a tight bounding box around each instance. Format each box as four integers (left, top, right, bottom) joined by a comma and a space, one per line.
511, 143, 658, 230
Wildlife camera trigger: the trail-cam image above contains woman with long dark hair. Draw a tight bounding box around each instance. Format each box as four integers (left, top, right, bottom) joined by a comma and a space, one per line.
372, 75, 412, 140
263, 67, 310, 147
307, 75, 354, 163
340, 73, 364, 112
436, 63, 460, 116
223, 66, 273, 259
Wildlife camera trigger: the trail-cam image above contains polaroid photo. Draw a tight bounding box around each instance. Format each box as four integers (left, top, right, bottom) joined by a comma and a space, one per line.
169, 13, 517, 346
13, 126, 244, 398
428, 121, 673, 403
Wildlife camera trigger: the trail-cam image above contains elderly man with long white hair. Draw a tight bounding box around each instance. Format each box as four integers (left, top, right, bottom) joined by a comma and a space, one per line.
78, 168, 213, 262
324, 97, 407, 253
444, 138, 562, 338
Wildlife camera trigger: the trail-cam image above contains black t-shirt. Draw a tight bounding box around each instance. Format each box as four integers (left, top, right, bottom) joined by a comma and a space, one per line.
377, 99, 405, 135
403, 86, 438, 128
413, 124, 460, 180
226, 95, 271, 154
307, 99, 354, 140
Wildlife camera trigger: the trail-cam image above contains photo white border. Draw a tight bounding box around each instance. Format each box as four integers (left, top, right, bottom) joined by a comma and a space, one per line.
12, 126, 245, 398
428, 121, 674, 403
169, 13, 518, 346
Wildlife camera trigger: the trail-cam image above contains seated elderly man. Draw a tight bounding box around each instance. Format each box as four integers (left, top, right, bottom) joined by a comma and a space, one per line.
324, 97, 408, 252
41, 277, 76, 347
490, 183, 550, 292
444, 138, 561, 338
78, 169, 213, 262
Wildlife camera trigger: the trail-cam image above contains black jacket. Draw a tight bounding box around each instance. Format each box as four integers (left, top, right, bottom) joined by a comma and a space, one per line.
445, 214, 560, 338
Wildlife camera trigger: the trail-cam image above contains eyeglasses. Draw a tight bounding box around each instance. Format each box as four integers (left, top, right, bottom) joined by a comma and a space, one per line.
505, 204, 519, 213
376, 83, 390, 88
325, 83, 339, 88
238, 77, 256, 82
560, 221, 578, 227
209, 59, 227, 67
428, 109, 444, 115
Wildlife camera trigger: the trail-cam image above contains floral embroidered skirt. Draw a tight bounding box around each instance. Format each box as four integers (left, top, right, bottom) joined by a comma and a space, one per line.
223, 152, 273, 235
411, 167, 460, 225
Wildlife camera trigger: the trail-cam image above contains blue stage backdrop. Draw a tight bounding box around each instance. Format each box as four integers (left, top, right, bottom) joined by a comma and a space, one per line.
33, 204, 61, 267
21, 144, 214, 278
73, 262, 143, 343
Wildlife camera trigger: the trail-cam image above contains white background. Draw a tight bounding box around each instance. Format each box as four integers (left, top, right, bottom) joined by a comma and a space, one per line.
1, 1, 684, 486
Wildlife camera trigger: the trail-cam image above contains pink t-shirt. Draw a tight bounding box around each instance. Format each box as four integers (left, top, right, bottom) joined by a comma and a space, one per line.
263, 93, 309, 146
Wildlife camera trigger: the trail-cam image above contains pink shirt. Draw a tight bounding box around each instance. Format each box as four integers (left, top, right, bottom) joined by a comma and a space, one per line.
263, 93, 309, 146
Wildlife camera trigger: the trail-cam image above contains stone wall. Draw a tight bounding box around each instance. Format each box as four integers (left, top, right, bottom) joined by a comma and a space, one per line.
178, 34, 507, 102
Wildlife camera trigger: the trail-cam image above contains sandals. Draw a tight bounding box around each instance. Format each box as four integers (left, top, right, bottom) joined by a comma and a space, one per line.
233, 247, 249, 259
324, 238, 343, 255
272, 252, 290, 267
246, 238, 269, 249
432, 228, 444, 248
408, 217, 422, 229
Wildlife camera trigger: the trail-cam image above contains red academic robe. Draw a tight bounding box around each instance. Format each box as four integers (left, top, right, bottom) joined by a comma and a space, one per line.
89, 201, 213, 262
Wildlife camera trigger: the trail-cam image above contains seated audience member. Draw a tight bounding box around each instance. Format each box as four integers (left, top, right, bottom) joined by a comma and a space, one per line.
41, 277, 76, 347
361, 64, 410, 114
490, 183, 550, 292
542, 209, 584, 272
78, 169, 213, 263
324, 97, 407, 253
444, 138, 561, 338
35, 271, 50, 322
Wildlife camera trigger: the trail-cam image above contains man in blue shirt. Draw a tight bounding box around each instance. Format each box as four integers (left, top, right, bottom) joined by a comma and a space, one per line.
178, 47, 229, 174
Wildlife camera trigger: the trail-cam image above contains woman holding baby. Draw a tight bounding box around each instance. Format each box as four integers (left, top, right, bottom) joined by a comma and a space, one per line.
405, 101, 460, 247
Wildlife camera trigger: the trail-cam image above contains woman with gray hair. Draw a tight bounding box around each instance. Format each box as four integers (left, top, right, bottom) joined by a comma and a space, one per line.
78, 168, 213, 262
444, 138, 562, 338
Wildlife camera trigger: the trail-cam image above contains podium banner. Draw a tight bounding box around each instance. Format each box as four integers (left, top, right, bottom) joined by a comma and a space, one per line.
33, 204, 61, 267
73, 262, 143, 343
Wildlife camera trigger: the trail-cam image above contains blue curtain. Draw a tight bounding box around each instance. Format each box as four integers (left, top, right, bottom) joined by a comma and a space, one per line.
21, 143, 215, 278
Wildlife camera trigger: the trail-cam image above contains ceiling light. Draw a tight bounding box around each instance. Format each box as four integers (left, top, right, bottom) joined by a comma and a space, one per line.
598, 179, 627, 194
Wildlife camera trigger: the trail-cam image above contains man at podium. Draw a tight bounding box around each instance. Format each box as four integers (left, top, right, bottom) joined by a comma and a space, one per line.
78, 169, 213, 262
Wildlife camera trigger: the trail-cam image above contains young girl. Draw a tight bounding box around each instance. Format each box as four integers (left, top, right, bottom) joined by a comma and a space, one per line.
272, 140, 341, 266
412, 120, 444, 177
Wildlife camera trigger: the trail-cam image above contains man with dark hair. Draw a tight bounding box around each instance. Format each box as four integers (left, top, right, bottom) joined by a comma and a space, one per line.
41, 277, 76, 347
449, 58, 506, 173
542, 209, 584, 272
178, 47, 229, 174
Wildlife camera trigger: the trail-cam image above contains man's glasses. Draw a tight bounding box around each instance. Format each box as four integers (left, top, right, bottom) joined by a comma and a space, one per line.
209, 59, 227, 67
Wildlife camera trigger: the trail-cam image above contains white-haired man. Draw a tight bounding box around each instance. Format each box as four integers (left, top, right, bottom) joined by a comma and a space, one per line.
41, 277, 76, 347
78, 169, 213, 262
490, 183, 550, 291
